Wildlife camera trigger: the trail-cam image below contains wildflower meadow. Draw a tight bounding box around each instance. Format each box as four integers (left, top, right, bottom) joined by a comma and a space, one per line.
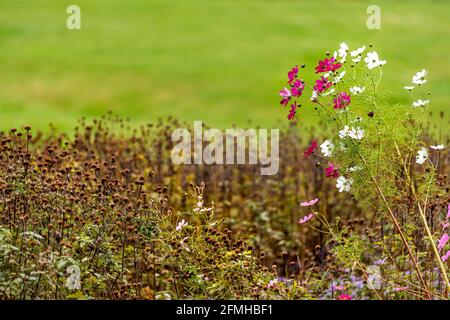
0, 0, 449, 309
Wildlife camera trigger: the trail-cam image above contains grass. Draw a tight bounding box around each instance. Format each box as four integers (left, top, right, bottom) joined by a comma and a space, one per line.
0, 0, 449, 132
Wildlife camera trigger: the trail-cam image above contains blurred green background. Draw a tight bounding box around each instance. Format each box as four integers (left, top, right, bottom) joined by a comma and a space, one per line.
0, 0, 449, 132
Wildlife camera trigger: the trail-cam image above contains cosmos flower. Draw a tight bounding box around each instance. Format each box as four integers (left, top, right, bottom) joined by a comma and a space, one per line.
304, 140, 318, 158
412, 69, 428, 85
320, 140, 334, 157
315, 57, 342, 73
279, 88, 292, 106
287, 65, 298, 83
314, 76, 332, 93
412, 99, 430, 108
300, 198, 319, 207
447, 203, 450, 219
325, 162, 339, 178
291, 79, 305, 97
336, 176, 353, 192
349, 86, 365, 95
350, 46, 366, 62
430, 144, 445, 150
438, 234, 449, 251
334, 42, 349, 63
334, 71, 346, 84
339, 126, 350, 139
364, 51, 386, 69
442, 250, 450, 262
416, 147, 428, 164
287, 103, 297, 120
299, 213, 315, 224
348, 127, 365, 140
333, 92, 351, 109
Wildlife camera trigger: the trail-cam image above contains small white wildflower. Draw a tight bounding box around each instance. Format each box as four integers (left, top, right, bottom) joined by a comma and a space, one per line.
180, 237, 191, 252
412, 99, 430, 108
176, 219, 188, 231
349, 86, 365, 95
412, 69, 427, 85
337, 42, 349, 62
430, 144, 445, 150
348, 127, 365, 140
416, 147, 428, 165
339, 126, 350, 139
336, 176, 353, 192
320, 140, 334, 157
404, 86, 415, 91
364, 51, 387, 69
65, 265, 81, 291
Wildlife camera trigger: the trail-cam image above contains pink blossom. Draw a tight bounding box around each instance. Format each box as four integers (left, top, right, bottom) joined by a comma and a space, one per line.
299, 213, 314, 224
333, 92, 351, 109
291, 79, 305, 97
393, 286, 408, 292
300, 198, 319, 207
287, 103, 297, 120
315, 57, 342, 74
438, 234, 449, 251
279, 88, 292, 106
443, 222, 449, 230
313, 76, 332, 93
304, 140, 318, 158
442, 250, 450, 262
325, 162, 339, 178
287, 65, 298, 83
332, 284, 345, 291
447, 203, 450, 219
336, 293, 352, 300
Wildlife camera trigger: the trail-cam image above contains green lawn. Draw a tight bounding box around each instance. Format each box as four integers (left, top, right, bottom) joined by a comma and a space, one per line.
0, 0, 449, 132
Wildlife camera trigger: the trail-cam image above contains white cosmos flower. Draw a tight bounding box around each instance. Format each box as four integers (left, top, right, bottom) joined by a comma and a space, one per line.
404, 86, 415, 90
350, 46, 366, 57
337, 42, 349, 62
334, 71, 346, 84
348, 127, 365, 140
336, 176, 353, 192
352, 56, 362, 63
339, 126, 350, 139
364, 51, 387, 69
416, 147, 428, 165
412, 99, 430, 107
430, 144, 445, 150
349, 86, 365, 95
320, 140, 334, 157
412, 69, 427, 85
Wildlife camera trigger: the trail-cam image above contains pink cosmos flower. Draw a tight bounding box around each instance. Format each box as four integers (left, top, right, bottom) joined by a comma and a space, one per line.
447, 203, 450, 219
300, 198, 319, 207
291, 79, 305, 97
287, 65, 298, 83
325, 162, 339, 178
438, 234, 449, 251
299, 213, 314, 224
287, 103, 297, 120
313, 76, 332, 93
315, 57, 342, 74
336, 293, 352, 300
333, 92, 351, 109
304, 140, 318, 158
442, 250, 450, 262
279, 88, 292, 106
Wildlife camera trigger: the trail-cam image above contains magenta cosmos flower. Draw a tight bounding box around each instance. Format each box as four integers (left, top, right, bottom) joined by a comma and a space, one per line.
315, 57, 342, 73
300, 198, 319, 207
279, 88, 292, 106
287, 103, 297, 120
304, 140, 318, 158
291, 79, 305, 97
337, 293, 353, 300
287, 65, 298, 83
325, 162, 339, 178
313, 76, 332, 93
438, 234, 449, 251
333, 92, 351, 109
